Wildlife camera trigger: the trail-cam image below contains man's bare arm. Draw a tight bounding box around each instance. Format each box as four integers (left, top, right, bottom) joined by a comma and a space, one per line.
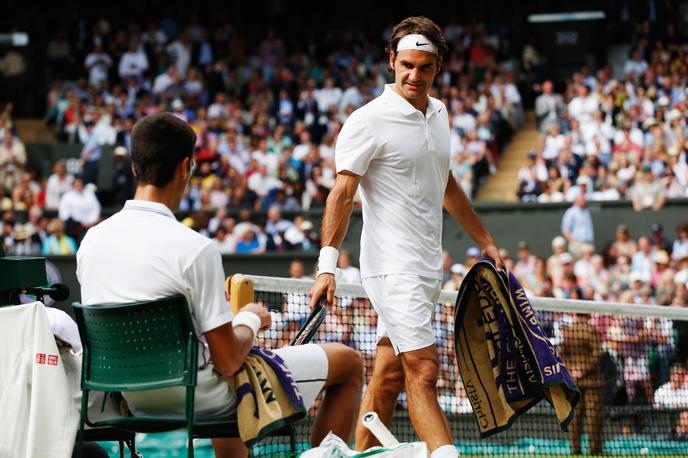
321, 171, 361, 248
309, 171, 361, 307
443, 172, 504, 269
204, 303, 271, 376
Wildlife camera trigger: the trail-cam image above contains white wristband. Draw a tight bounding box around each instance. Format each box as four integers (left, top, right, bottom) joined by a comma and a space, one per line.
317, 246, 339, 277
232, 311, 261, 337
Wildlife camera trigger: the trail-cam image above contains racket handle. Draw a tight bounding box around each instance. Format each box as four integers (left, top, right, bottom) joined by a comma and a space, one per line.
362, 411, 399, 447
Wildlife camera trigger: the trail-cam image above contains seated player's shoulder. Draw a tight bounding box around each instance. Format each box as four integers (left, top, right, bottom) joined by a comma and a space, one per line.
165, 217, 217, 252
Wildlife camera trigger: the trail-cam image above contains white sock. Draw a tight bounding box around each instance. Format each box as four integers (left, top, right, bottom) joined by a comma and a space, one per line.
430, 444, 459, 458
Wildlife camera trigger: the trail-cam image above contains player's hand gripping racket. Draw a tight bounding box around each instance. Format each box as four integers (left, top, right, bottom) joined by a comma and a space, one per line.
290, 296, 328, 346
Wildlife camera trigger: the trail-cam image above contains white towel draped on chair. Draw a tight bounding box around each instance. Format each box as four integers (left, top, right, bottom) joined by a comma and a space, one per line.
0, 302, 79, 458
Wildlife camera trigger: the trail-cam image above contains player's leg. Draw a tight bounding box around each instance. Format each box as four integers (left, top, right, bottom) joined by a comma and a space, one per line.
354, 337, 405, 450
587, 387, 604, 454
568, 388, 584, 454
400, 344, 454, 454
365, 274, 456, 456
211, 438, 247, 458
276, 343, 363, 445
311, 343, 364, 445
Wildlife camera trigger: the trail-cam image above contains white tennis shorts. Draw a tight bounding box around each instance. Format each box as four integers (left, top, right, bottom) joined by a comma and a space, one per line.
362, 274, 442, 355
274, 344, 328, 409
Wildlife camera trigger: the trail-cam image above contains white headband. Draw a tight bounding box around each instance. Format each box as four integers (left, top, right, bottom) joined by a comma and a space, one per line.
396, 34, 438, 55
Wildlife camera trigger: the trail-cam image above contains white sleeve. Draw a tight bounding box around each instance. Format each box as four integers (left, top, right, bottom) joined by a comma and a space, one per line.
184, 243, 233, 334
335, 110, 378, 176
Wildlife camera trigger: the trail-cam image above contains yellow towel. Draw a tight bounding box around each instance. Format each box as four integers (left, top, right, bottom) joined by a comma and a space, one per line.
226, 347, 306, 446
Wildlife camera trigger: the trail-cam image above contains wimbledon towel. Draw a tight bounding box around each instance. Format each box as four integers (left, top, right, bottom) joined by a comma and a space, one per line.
226, 347, 306, 446
454, 259, 579, 437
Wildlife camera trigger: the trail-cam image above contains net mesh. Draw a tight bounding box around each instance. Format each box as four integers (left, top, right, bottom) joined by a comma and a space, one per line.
245, 275, 688, 457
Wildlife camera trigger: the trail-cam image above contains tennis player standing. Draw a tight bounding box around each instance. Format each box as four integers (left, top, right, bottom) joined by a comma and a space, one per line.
309, 16, 503, 457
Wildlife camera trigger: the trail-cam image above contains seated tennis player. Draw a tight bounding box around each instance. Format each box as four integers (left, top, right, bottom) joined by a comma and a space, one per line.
76, 113, 363, 457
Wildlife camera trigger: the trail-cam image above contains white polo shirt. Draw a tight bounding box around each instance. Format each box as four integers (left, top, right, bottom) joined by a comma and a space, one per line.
77, 200, 235, 418
335, 84, 450, 280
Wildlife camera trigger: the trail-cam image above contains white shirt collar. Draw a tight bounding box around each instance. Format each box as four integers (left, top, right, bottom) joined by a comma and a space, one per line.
382, 84, 440, 118
123, 200, 175, 219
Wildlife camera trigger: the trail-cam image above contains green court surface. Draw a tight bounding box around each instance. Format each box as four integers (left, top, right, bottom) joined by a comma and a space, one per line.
99, 431, 688, 457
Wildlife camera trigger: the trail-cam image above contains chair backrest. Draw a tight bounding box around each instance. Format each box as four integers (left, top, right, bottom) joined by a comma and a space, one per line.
72, 295, 198, 393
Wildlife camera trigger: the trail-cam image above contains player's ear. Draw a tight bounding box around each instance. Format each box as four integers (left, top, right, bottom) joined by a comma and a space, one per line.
388, 51, 395, 72
435, 57, 443, 75
179, 156, 191, 180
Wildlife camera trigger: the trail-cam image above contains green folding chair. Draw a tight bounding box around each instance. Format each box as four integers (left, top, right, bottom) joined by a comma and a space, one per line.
72, 295, 295, 458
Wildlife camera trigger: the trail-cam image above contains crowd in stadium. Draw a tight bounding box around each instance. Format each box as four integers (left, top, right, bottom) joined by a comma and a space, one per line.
0, 14, 524, 255
519, 26, 688, 205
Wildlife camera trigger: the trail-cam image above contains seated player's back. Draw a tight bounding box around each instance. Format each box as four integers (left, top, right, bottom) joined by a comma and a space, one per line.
76, 200, 235, 418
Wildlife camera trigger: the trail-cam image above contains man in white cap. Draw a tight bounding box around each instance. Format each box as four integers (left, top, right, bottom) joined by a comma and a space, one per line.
309, 16, 502, 458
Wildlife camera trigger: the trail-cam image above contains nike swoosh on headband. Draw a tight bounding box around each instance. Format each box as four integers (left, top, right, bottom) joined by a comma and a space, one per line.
396, 34, 438, 55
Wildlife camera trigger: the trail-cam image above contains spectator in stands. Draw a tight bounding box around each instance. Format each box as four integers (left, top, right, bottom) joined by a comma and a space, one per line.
631, 237, 654, 283
118, 39, 149, 82
166, 31, 192, 77
44, 160, 73, 210
561, 193, 594, 258
624, 49, 649, 80
247, 164, 282, 200
338, 250, 361, 284
212, 225, 235, 254
610, 225, 637, 259
288, 259, 309, 279
534, 80, 564, 132
574, 244, 597, 286
7, 224, 40, 256
282, 216, 316, 251
465, 246, 481, 268
651, 250, 675, 305
264, 205, 292, 250
152, 65, 178, 98
568, 84, 598, 128
631, 166, 666, 212
41, 218, 77, 255
79, 116, 105, 186
654, 364, 688, 409
560, 313, 604, 455
112, 146, 134, 206
0, 130, 26, 195
675, 410, 688, 439
514, 241, 536, 280
517, 152, 543, 202
316, 78, 343, 114
84, 41, 112, 88
58, 175, 101, 243
11, 172, 39, 211
673, 223, 688, 262
234, 227, 263, 254
547, 236, 567, 289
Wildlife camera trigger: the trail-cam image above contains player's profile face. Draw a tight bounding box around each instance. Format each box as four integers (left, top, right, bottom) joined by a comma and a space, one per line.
390, 49, 438, 103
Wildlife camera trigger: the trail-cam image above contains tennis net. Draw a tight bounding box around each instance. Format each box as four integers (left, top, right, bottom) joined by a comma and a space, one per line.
242, 274, 688, 457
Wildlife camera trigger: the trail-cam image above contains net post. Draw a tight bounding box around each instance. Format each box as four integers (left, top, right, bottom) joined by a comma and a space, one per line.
226, 274, 255, 314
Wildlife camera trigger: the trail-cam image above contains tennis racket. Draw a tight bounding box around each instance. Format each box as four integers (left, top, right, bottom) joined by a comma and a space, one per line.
290, 297, 328, 346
